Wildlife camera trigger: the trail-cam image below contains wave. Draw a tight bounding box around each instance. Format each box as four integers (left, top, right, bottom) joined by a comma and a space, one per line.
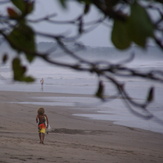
1, 42, 163, 81
37, 43, 163, 64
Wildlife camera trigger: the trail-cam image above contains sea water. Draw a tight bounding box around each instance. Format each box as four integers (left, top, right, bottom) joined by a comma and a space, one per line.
0, 46, 163, 134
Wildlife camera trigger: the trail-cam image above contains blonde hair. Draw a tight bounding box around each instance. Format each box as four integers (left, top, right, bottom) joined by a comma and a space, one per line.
37, 108, 45, 115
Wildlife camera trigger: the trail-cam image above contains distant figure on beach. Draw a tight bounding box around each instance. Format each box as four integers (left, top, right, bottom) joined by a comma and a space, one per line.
40, 78, 44, 90
36, 107, 49, 144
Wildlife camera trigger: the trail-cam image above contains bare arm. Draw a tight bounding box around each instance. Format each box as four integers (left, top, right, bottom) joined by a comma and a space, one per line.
36, 115, 39, 123
45, 114, 49, 127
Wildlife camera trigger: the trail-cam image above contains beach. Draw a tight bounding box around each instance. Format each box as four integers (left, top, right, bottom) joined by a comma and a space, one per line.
0, 45, 163, 162
0, 91, 163, 163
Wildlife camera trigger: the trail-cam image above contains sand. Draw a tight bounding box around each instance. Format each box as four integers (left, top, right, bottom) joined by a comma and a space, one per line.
0, 91, 163, 163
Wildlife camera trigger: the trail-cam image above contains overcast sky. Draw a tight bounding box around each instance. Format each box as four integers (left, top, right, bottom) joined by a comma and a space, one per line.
1, 0, 160, 47
0, 0, 111, 47
30, 0, 112, 47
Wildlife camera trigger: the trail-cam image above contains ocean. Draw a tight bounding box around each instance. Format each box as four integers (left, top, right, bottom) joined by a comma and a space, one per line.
0, 45, 163, 134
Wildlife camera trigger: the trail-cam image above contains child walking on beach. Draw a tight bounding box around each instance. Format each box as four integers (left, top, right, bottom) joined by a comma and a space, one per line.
36, 108, 49, 144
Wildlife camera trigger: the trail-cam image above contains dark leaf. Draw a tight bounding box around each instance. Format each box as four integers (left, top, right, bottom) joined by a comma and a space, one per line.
11, 0, 34, 15
84, 4, 90, 14
77, 0, 92, 4
105, 0, 120, 8
8, 23, 36, 62
78, 18, 83, 34
2, 54, 8, 64
11, 0, 26, 13
12, 57, 35, 82
111, 19, 131, 49
95, 81, 104, 99
154, 0, 163, 3
12, 57, 25, 81
7, 7, 19, 18
58, 0, 67, 8
127, 1, 154, 47
146, 87, 154, 103
25, 0, 35, 14
22, 76, 35, 82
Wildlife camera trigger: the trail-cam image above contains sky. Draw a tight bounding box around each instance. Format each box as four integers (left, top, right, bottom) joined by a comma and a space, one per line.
30, 0, 112, 47
0, 0, 111, 47
31, 0, 161, 48
0, 0, 161, 47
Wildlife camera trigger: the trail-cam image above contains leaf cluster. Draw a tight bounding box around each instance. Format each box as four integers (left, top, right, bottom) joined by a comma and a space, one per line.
12, 57, 34, 82
1, 0, 36, 82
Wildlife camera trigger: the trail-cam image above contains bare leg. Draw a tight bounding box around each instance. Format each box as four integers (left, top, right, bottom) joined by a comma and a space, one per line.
41, 133, 45, 144
39, 133, 41, 143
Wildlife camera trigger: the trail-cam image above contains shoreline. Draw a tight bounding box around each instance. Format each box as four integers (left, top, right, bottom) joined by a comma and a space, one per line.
2, 89, 163, 135
0, 91, 163, 163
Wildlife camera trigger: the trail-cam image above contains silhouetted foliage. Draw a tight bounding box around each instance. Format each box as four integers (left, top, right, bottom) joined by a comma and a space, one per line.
0, 0, 163, 121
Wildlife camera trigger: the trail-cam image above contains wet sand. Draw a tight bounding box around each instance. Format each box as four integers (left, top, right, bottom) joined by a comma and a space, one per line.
0, 91, 163, 163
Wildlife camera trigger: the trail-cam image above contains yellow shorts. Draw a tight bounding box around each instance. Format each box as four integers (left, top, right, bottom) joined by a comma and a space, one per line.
39, 128, 46, 134
38, 123, 46, 134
